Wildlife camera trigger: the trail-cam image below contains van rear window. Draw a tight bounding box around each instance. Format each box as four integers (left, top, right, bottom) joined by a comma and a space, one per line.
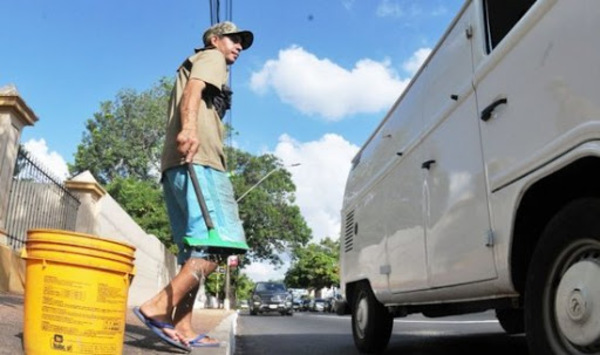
483, 0, 536, 53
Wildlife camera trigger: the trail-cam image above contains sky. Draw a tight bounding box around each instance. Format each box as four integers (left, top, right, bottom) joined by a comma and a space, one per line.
1, 0, 464, 281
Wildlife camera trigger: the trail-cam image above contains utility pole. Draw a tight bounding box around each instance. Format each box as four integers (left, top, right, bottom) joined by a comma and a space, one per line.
224, 263, 231, 310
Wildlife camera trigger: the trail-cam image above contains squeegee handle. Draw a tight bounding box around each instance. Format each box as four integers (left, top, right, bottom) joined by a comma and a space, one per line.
187, 163, 215, 230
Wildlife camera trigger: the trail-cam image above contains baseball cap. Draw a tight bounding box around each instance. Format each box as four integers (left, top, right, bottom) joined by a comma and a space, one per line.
201, 21, 254, 50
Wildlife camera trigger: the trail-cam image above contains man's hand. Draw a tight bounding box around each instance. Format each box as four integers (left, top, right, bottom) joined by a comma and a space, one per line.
176, 128, 199, 163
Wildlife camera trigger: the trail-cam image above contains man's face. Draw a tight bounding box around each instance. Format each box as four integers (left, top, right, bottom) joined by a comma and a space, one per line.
212, 34, 243, 65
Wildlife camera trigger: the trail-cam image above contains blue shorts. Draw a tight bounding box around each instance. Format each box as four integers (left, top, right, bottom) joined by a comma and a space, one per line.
162, 165, 245, 265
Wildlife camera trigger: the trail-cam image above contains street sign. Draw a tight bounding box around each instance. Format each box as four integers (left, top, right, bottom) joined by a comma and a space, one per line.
227, 255, 238, 268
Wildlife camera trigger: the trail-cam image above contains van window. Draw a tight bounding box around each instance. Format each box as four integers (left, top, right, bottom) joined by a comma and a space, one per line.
483, 0, 536, 53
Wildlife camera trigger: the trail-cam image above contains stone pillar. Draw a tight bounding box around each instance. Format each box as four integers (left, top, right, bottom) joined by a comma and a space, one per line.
0, 85, 38, 241
65, 171, 106, 235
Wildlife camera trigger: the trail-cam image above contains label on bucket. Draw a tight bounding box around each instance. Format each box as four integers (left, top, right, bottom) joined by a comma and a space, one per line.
24, 261, 130, 355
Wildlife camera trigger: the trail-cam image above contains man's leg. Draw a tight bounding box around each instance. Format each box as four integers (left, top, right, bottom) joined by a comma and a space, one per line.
172, 258, 220, 345
139, 257, 215, 343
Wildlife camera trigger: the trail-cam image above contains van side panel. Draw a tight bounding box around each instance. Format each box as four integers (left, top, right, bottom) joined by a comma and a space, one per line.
414, 1, 498, 288
342, 44, 431, 295
474, 0, 600, 191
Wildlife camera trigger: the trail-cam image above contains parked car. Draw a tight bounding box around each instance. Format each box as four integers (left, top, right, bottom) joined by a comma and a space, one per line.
324, 297, 336, 313
292, 298, 302, 311
238, 300, 249, 310
299, 298, 312, 312
311, 298, 328, 312
249, 282, 293, 316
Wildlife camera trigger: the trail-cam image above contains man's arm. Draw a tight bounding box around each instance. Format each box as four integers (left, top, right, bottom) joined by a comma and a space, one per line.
177, 78, 206, 163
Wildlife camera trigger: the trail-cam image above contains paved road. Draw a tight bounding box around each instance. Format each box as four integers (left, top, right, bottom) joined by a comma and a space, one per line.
235, 311, 529, 355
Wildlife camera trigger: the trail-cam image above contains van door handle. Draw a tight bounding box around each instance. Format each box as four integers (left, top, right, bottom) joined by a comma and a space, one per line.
480, 98, 507, 121
422, 160, 436, 170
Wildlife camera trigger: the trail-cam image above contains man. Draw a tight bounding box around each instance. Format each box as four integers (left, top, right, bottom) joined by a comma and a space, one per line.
134, 21, 253, 351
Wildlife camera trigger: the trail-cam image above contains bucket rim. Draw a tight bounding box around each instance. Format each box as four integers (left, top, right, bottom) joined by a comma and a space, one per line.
22, 252, 136, 275
27, 229, 136, 250
25, 243, 136, 262
25, 239, 136, 259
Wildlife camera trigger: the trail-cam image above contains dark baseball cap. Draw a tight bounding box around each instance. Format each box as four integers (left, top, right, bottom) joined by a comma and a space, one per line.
201, 21, 254, 50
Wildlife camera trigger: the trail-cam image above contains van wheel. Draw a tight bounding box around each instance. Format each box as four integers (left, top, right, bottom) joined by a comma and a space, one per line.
495, 308, 524, 334
351, 282, 393, 353
525, 198, 600, 355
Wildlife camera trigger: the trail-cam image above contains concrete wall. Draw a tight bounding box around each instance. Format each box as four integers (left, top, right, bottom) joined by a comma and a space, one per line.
0, 244, 25, 294
96, 192, 178, 306
0, 85, 37, 236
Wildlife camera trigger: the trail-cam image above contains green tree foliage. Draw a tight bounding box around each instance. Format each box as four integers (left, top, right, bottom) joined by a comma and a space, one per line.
204, 267, 226, 299
285, 238, 340, 290
69, 78, 172, 243
105, 176, 172, 248
70, 78, 172, 185
203, 267, 254, 308
232, 272, 254, 301
227, 149, 312, 266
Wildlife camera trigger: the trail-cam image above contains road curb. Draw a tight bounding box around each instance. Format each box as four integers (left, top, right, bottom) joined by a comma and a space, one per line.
197, 311, 237, 355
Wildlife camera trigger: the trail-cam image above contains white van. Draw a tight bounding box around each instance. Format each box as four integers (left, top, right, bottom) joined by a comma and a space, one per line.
337, 1, 600, 354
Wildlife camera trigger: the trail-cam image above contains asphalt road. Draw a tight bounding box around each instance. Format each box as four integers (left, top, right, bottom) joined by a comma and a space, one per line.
235, 310, 529, 355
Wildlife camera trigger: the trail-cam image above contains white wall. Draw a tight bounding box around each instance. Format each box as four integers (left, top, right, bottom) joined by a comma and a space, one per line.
96, 194, 178, 307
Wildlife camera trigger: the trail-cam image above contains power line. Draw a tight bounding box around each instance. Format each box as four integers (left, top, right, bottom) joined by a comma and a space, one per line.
208, 0, 236, 159
209, 0, 232, 25
209, 0, 220, 25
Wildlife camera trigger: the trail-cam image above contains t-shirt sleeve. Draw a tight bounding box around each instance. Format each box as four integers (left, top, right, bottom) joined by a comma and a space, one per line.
189, 50, 226, 90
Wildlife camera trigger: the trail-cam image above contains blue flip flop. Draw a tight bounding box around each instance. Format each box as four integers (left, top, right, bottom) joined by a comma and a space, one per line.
188, 333, 222, 348
133, 307, 191, 352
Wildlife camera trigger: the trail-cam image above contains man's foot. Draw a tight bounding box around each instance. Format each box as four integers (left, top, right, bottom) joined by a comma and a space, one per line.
187, 334, 222, 348
133, 307, 191, 352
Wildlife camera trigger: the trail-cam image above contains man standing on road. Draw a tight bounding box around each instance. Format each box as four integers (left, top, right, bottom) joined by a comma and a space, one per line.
134, 21, 253, 351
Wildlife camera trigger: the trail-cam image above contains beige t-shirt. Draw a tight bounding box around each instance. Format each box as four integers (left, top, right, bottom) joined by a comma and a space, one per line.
160, 49, 229, 172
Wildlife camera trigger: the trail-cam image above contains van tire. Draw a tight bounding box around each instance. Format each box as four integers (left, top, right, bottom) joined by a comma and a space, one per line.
495, 308, 524, 334
525, 198, 600, 355
351, 282, 393, 353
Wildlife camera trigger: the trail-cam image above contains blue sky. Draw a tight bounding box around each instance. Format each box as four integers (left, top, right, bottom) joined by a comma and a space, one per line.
2, 0, 464, 280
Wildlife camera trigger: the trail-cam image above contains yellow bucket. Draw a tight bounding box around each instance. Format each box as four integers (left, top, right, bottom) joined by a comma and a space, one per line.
21, 229, 136, 355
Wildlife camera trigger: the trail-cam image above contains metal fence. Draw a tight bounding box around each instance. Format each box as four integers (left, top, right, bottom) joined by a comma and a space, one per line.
4, 147, 80, 250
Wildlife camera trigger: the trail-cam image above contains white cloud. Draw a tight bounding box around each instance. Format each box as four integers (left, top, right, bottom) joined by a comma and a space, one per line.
341, 0, 355, 11
243, 261, 288, 282
273, 133, 360, 242
241, 133, 359, 282
250, 46, 408, 121
402, 47, 432, 75
23, 138, 69, 181
431, 5, 449, 16
376, 1, 449, 18
376, 0, 404, 17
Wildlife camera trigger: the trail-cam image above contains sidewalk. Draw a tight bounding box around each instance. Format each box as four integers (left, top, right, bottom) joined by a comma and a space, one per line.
0, 292, 237, 355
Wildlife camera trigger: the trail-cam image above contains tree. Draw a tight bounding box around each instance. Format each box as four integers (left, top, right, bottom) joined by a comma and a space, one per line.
105, 176, 172, 248
204, 267, 225, 299
68, 79, 173, 243
228, 149, 312, 266
285, 238, 340, 290
70, 78, 172, 185
233, 272, 255, 301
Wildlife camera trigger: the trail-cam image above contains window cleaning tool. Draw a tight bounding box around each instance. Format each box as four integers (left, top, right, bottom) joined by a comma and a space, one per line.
183, 163, 249, 254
